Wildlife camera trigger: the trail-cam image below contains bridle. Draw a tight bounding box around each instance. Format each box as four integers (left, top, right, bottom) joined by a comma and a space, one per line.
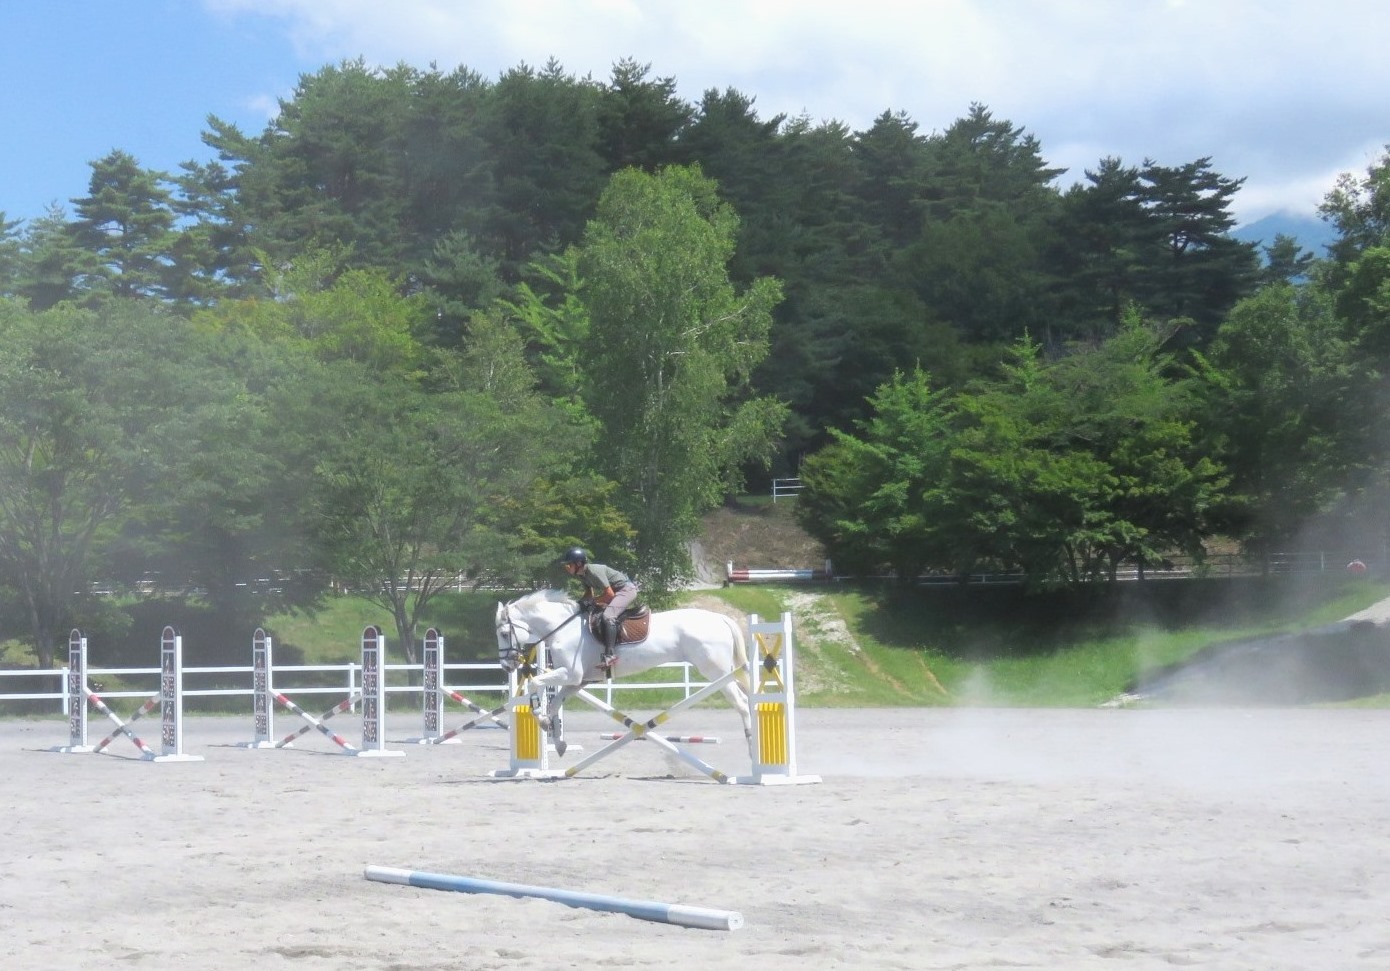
496, 598, 584, 673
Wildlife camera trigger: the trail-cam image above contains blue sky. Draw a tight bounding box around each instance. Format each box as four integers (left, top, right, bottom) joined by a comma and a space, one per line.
4, 0, 1388, 229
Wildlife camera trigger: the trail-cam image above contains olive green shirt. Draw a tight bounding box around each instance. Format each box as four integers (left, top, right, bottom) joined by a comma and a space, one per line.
580, 562, 631, 596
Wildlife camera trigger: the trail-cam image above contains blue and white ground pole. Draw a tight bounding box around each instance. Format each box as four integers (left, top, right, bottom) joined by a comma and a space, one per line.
363, 865, 743, 931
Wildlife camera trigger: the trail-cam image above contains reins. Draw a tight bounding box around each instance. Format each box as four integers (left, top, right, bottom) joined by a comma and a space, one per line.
498, 599, 585, 669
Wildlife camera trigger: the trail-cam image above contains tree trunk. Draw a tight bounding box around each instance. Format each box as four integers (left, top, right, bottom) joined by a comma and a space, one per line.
393, 604, 418, 666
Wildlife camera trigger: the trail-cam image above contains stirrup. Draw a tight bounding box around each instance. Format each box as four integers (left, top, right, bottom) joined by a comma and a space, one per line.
598, 653, 618, 672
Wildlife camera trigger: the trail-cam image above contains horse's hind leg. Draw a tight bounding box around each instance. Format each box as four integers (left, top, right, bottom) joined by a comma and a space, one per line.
550, 704, 567, 757
719, 679, 755, 759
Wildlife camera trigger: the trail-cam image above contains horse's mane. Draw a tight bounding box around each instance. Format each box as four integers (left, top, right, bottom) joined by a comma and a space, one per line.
516, 588, 577, 608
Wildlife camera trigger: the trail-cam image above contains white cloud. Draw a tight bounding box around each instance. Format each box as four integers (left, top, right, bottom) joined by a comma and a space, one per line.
206, 0, 1390, 222
242, 93, 283, 122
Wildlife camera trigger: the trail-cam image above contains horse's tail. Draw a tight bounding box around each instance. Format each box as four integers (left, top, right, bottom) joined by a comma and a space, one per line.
723, 615, 752, 693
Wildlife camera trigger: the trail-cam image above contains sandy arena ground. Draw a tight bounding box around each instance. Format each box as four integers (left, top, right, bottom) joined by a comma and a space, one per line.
5, 702, 1390, 970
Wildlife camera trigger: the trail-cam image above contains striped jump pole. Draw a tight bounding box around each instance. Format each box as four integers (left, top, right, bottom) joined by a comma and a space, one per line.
439, 693, 528, 747
364, 866, 743, 931
271, 693, 360, 749
599, 733, 720, 743
83, 688, 160, 759
93, 693, 159, 754
426, 701, 510, 745
725, 560, 834, 583
561, 670, 746, 783
242, 626, 360, 752
441, 686, 508, 729
733, 612, 818, 786
271, 690, 361, 753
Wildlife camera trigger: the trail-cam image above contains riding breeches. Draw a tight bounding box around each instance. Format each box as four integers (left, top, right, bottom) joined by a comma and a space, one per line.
602, 584, 638, 621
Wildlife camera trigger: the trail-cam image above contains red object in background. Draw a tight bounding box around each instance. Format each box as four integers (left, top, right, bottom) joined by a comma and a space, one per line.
1347, 559, 1368, 574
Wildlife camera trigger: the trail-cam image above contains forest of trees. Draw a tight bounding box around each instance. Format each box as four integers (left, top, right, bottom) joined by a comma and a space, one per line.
0, 56, 1388, 666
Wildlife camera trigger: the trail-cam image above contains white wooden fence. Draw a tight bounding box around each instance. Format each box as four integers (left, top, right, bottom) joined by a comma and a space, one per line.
771, 477, 804, 501
0, 659, 708, 712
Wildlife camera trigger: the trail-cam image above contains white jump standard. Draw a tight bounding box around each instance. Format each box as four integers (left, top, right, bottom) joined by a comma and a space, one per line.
364, 866, 743, 931
355, 626, 403, 757
55, 629, 94, 753
240, 628, 279, 748
736, 612, 820, 785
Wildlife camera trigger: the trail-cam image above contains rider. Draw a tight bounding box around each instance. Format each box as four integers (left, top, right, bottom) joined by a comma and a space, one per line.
561, 547, 638, 672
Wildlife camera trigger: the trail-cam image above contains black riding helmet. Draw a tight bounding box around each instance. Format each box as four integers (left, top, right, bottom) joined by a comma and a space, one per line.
561, 547, 588, 567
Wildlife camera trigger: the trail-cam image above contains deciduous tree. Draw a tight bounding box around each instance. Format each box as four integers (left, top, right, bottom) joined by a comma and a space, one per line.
0, 299, 250, 666
1197, 283, 1362, 558
309, 313, 594, 659
576, 165, 785, 589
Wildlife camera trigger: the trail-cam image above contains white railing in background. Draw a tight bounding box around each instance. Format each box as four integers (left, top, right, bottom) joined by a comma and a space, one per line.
0, 660, 706, 713
725, 550, 1382, 585
771, 477, 803, 502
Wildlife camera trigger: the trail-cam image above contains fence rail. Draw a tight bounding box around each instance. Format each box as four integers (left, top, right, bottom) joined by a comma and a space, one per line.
771, 477, 804, 502
0, 659, 707, 712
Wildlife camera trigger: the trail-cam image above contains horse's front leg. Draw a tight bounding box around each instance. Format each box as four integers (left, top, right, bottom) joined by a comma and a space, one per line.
545, 684, 582, 757
524, 672, 579, 756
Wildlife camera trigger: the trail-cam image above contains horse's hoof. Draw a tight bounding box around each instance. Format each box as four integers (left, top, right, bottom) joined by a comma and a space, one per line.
554, 740, 568, 757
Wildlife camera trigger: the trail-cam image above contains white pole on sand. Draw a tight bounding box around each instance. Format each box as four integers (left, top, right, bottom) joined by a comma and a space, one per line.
363, 865, 743, 931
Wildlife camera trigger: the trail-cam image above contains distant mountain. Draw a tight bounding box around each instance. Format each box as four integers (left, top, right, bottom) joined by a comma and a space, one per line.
1231, 210, 1338, 257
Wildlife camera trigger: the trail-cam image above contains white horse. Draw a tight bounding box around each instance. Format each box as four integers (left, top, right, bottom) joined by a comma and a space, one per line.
494, 589, 753, 757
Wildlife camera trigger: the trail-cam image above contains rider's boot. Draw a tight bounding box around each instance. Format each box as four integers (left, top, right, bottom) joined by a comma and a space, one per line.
600, 616, 619, 673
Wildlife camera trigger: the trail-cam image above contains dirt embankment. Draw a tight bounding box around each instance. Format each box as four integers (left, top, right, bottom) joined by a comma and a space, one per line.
690, 500, 826, 584
688, 502, 946, 704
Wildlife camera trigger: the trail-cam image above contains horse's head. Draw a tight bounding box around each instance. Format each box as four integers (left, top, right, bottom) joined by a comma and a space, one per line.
495, 590, 581, 673
495, 600, 526, 673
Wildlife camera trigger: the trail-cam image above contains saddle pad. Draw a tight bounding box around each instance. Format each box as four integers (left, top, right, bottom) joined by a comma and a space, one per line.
588, 605, 651, 644
619, 610, 651, 643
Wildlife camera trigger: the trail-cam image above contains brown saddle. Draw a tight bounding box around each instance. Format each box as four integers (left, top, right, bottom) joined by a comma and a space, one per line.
587, 604, 651, 644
